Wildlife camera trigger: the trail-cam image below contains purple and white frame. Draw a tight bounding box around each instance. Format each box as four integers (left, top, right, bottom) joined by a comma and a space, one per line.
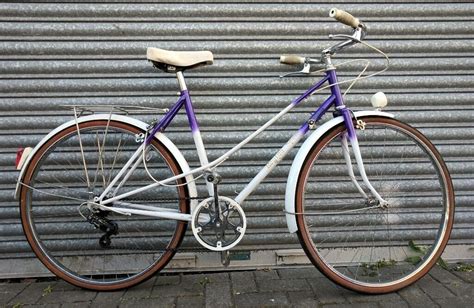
97, 69, 387, 222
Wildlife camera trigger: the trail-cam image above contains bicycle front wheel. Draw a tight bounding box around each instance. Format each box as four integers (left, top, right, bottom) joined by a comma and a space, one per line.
19, 119, 189, 290
295, 116, 454, 293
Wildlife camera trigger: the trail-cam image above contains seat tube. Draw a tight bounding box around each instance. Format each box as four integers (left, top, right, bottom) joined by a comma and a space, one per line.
177, 72, 214, 196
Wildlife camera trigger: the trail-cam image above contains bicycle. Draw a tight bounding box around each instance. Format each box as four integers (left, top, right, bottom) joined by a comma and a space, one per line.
15, 8, 454, 294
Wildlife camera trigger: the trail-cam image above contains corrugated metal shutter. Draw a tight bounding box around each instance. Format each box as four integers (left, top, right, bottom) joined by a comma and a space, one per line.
0, 1, 472, 277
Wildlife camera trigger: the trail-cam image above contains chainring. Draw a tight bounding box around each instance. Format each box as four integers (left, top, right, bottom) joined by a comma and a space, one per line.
191, 196, 246, 251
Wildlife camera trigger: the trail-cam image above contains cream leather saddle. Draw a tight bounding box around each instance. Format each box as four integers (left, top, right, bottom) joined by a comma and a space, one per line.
147, 47, 214, 73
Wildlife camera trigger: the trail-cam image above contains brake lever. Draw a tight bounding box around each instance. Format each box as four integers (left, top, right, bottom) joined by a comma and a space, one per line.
328, 34, 362, 43
280, 62, 311, 78
322, 28, 364, 56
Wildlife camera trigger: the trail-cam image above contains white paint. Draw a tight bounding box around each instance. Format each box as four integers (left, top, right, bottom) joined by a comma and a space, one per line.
192, 130, 214, 197
284, 111, 394, 233
99, 103, 297, 207
235, 130, 304, 204
349, 135, 387, 204
341, 134, 368, 199
15, 114, 198, 211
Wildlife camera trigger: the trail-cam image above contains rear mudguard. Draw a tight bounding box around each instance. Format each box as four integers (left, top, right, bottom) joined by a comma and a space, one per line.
284, 110, 394, 233
14, 114, 198, 211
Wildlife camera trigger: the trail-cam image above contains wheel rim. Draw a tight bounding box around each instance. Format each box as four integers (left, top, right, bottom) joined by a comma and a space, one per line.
296, 118, 453, 291
20, 121, 188, 289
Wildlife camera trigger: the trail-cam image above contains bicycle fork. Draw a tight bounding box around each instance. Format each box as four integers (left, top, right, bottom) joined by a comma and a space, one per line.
340, 113, 388, 207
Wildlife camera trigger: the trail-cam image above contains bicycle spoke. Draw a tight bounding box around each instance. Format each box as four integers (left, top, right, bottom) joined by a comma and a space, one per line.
20, 120, 188, 289
296, 117, 453, 292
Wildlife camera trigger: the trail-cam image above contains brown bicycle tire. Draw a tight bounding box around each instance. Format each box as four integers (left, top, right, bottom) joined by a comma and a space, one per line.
19, 120, 189, 291
295, 116, 455, 294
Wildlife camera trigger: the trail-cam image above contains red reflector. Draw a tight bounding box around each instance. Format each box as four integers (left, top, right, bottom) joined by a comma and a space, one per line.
15, 148, 25, 169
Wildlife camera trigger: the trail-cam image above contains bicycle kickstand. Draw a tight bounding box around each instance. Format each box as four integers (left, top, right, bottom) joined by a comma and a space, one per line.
221, 250, 230, 267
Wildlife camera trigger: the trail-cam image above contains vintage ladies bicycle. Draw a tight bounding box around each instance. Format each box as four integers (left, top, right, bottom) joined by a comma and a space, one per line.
15, 9, 454, 293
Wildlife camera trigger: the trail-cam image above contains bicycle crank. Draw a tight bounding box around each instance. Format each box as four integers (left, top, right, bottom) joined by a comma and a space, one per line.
191, 196, 246, 252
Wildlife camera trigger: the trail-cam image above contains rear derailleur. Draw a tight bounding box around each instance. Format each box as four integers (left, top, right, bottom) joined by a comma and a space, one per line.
80, 203, 118, 248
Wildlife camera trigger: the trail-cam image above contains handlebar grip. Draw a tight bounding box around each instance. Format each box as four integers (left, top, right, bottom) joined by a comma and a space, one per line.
329, 8, 360, 28
280, 55, 305, 65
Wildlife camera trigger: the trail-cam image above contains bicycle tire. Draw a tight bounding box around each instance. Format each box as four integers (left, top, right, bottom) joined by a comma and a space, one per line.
295, 116, 454, 293
19, 119, 189, 290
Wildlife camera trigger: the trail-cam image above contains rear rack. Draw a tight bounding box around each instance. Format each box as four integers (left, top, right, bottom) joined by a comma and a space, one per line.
61, 105, 169, 118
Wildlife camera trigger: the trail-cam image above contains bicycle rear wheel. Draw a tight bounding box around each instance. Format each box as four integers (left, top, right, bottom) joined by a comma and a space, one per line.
295, 116, 454, 293
19, 119, 189, 290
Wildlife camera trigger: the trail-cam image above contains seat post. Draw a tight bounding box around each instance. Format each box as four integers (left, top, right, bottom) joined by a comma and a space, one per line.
176, 71, 187, 91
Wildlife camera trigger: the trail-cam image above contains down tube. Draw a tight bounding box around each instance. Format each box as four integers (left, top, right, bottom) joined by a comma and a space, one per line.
235, 95, 335, 204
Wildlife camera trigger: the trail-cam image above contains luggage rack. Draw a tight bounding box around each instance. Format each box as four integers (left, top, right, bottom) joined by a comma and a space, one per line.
61, 105, 169, 118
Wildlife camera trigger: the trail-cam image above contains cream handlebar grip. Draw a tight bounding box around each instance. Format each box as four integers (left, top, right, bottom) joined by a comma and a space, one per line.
280, 54, 305, 65
329, 8, 360, 28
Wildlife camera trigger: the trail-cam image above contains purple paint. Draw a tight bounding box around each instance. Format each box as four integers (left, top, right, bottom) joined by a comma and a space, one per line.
145, 94, 186, 144
327, 69, 357, 139
182, 90, 200, 133
341, 108, 356, 140
292, 75, 329, 106
145, 90, 201, 144
298, 122, 310, 135
145, 65, 356, 148
298, 94, 336, 133
327, 70, 345, 108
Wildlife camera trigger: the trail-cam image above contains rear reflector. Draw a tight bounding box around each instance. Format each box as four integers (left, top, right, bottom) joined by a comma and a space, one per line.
16, 147, 33, 170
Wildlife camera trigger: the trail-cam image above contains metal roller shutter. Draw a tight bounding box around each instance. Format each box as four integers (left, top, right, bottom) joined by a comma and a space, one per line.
0, 1, 472, 278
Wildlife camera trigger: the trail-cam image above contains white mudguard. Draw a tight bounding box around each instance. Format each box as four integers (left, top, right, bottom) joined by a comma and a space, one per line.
284, 111, 394, 233
15, 114, 198, 211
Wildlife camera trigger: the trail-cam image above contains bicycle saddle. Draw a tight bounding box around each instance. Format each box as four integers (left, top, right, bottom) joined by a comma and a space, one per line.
147, 47, 214, 73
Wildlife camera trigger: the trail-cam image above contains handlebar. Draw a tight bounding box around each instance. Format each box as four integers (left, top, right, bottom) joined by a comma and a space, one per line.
329, 8, 361, 29
280, 55, 305, 65
280, 8, 366, 66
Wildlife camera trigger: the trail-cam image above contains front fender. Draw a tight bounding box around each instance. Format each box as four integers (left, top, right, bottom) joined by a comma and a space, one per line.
15, 114, 198, 210
284, 110, 394, 233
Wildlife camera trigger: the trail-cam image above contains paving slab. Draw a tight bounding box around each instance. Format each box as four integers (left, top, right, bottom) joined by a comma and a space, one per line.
0, 282, 30, 305
416, 274, 456, 299
205, 281, 232, 307
379, 301, 410, 308
7, 281, 58, 306
230, 271, 257, 294
155, 274, 180, 286
253, 269, 279, 281
277, 266, 324, 280
308, 278, 351, 304
176, 295, 204, 308
234, 292, 288, 307
121, 277, 156, 300
90, 290, 125, 308
345, 291, 403, 304
257, 278, 311, 292
398, 284, 438, 307
0, 265, 471, 308
287, 290, 319, 307
119, 297, 175, 308
36, 289, 97, 305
